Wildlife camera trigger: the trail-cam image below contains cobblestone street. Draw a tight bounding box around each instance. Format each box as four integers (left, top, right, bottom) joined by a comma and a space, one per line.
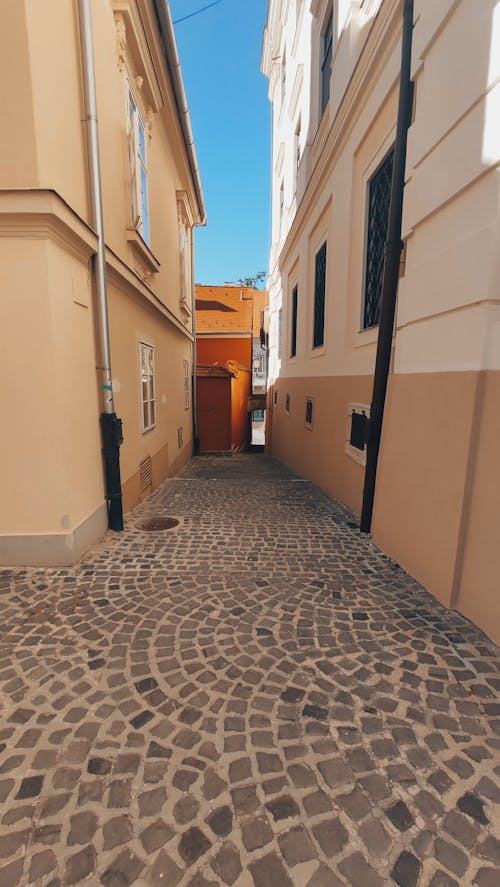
1, 455, 499, 887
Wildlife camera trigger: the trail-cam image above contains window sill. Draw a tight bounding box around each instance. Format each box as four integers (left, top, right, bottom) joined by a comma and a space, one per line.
127, 228, 160, 275
310, 344, 326, 359
354, 324, 379, 348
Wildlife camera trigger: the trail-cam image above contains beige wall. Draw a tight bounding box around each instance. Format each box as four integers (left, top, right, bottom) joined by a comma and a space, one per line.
270, 376, 372, 515
264, 0, 500, 643
108, 281, 193, 509
456, 371, 500, 643
372, 372, 477, 608
0, 232, 105, 552
0, 1, 202, 564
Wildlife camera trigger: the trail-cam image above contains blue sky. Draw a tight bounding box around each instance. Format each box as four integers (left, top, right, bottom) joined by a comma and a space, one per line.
170, 0, 270, 285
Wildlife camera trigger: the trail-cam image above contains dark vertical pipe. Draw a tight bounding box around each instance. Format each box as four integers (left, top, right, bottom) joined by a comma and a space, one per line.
78, 0, 124, 531
360, 0, 414, 534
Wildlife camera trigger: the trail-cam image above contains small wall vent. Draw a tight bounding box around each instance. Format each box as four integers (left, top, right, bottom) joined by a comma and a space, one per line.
139, 455, 153, 496
177, 427, 183, 449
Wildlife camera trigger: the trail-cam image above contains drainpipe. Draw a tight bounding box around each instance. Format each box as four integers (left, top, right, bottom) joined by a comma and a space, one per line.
360, 0, 414, 534
190, 230, 200, 454
78, 0, 124, 531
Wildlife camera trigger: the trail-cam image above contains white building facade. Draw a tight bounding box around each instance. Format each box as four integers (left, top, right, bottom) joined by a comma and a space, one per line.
261, 0, 500, 643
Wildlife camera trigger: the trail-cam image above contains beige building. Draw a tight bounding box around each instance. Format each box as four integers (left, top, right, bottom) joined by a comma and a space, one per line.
262, 0, 500, 643
0, 0, 205, 565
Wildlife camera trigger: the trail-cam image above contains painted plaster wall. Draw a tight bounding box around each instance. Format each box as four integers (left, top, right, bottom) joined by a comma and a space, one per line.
0, 1, 201, 562
0, 236, 103, 538
263, 0, 500, 641
197, 338, 252, 369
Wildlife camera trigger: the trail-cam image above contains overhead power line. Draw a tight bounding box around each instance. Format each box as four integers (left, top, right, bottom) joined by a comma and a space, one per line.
173, 0, 224, 25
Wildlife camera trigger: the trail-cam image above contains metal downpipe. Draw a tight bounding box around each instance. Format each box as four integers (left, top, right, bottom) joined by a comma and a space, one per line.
360, 0, 414, 534
78, 0, 124, 531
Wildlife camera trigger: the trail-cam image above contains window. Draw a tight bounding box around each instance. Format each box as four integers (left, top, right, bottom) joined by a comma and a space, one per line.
183, 359, 190, 409
345, 402, 370, 465
290, 285, 298, 357
305, 396, 314, 429
363, 148, 394, 328
127, 87, 150, 245
139, 342, 155, 431
313, 242, 327, 348
278, 307, 283, 360
279, 180, 284, 232
294, 119, 301, 193
179, 219, 188, 307
320, 12, 333, 117
285, 393, 290, 414
281, 48, 286, 104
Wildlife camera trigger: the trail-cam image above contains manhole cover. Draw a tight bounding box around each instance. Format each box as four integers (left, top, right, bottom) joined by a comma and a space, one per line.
137, 516, 179, 531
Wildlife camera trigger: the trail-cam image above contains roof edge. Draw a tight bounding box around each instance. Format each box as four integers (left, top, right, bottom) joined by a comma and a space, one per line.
152, 0, 207, 225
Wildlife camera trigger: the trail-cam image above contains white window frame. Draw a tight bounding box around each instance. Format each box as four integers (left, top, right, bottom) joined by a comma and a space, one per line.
183, 359, 190, 410
139, 341, 156, 432
127, 84, 150, 245
281, 47, 287, 104
294, 118, 301, 195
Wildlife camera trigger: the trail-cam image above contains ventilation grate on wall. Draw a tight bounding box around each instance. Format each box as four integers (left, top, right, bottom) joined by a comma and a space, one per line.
139, 455, 153, 495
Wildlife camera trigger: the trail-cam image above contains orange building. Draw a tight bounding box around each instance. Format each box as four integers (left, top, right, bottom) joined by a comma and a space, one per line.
195, 285, 268, 451
196, 362, 251, 453
196, 284, 268, 388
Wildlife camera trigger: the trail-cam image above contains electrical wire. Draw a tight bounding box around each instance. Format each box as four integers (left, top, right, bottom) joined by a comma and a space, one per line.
173, 0, 224, 25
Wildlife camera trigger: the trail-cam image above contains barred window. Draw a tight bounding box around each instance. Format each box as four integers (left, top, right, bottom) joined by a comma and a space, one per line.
320, 12, 333, 117
313, 242, 327, 348
363, 148, 394, 329
290, 285, 298, 357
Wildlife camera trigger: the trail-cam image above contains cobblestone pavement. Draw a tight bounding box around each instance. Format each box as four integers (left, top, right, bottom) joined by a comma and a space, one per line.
1, 455, 499, 887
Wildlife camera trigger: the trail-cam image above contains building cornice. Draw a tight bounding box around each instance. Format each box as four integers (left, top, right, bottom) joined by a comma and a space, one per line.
0, 188, 193, 340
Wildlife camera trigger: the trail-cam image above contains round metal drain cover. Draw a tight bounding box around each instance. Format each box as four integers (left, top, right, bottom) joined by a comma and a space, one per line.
137, 516, 179, 532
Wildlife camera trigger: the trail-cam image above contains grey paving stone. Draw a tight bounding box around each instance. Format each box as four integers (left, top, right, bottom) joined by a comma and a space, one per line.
391, 851, 421, 887
249, 852, 293, 887
0, 454, 498, 886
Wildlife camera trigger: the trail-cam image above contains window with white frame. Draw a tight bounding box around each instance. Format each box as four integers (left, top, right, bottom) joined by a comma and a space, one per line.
179, 217, 189, 308
139, 342, 155, 431
183, 359, 190, 409
281, 48, 286, 104
127, 86, 150, 245
294, 118, 301, 194
320, 11, 333, 117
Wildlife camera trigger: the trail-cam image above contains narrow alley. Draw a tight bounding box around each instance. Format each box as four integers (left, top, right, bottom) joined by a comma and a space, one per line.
0, 456, 499, 887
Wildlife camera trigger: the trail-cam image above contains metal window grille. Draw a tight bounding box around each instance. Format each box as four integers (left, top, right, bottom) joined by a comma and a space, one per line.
290, 285, 298, 357
321, 13, 333, 116
305, 396, 314, 428
139, 455, 152, 494
350, 410, 367, 451
363, 148, 394, 329
313, 242, 327, 348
